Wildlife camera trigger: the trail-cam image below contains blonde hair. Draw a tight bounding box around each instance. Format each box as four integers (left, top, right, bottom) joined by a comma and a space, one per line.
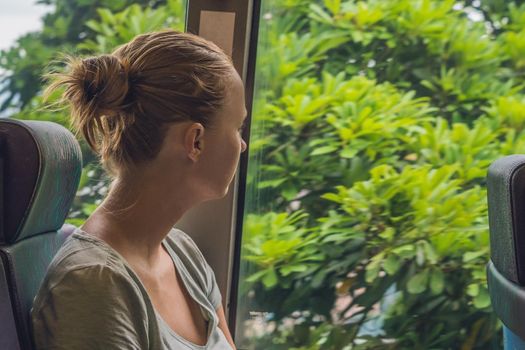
46, 30, 234, 176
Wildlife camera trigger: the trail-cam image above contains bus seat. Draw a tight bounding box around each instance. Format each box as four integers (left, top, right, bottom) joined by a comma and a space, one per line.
0, 119, 82, 350
487, 155, 525, 347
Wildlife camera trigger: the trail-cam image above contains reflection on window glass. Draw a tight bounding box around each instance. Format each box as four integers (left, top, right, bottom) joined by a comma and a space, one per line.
236, 1, 522, 348
0, 0, 187, 225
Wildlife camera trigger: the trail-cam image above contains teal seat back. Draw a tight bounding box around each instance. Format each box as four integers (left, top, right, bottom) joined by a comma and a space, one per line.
0, 119, 82, 350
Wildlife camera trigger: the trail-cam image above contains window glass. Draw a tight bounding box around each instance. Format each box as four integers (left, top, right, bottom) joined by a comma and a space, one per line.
235, 1, 520, 348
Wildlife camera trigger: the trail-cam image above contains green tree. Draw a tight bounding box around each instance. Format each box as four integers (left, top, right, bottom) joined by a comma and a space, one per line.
238, 0, 525, 348
0, 0, 166, 111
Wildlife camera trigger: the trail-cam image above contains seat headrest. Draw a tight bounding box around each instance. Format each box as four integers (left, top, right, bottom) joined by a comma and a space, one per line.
0, 119, 82, 244
487, 154, 525, 284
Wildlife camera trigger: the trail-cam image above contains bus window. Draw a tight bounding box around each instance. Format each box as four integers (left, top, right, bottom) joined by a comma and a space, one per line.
230, 1, 515, 349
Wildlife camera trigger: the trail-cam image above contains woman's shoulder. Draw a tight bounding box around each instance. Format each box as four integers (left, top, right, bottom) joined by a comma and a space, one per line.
46, 228, 129, 276
31, 230, 150, 350
35, 228, 136, 303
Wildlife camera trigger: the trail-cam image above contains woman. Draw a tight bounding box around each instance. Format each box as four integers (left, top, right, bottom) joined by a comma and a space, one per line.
31, 30, 247, 349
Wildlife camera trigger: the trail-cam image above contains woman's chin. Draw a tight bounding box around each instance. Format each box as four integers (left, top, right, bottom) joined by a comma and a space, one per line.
220, 184, 230, 198
202, 184, 230, 202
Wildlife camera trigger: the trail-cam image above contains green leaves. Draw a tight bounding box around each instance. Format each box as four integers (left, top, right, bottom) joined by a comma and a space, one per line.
467, 283, 491, 309
430, 269, 444, 294
407, 270, 429, 294
243, 211, 321, 288
227, 0, 514, 347
79, 0, 185, 53
383, 254, 401, 275
0, 0, 166, 112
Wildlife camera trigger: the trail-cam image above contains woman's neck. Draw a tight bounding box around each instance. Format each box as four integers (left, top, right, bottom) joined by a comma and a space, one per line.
80, 174, 200, 268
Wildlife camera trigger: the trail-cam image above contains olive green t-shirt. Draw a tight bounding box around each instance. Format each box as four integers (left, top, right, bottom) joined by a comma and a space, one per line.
31, 228, 233, 350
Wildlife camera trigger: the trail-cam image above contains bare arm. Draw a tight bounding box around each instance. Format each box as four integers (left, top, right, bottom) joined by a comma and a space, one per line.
216, 304, 237, 350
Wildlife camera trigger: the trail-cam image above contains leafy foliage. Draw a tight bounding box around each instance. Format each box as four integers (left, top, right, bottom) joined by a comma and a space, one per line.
238, 0, 525, 348
0, 0, 167, 111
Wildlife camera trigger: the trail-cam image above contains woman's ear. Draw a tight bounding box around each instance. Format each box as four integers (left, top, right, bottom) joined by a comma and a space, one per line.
185, 122, 205, 162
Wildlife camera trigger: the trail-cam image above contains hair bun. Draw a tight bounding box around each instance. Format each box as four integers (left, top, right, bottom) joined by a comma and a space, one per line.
81, 54, 129, 116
